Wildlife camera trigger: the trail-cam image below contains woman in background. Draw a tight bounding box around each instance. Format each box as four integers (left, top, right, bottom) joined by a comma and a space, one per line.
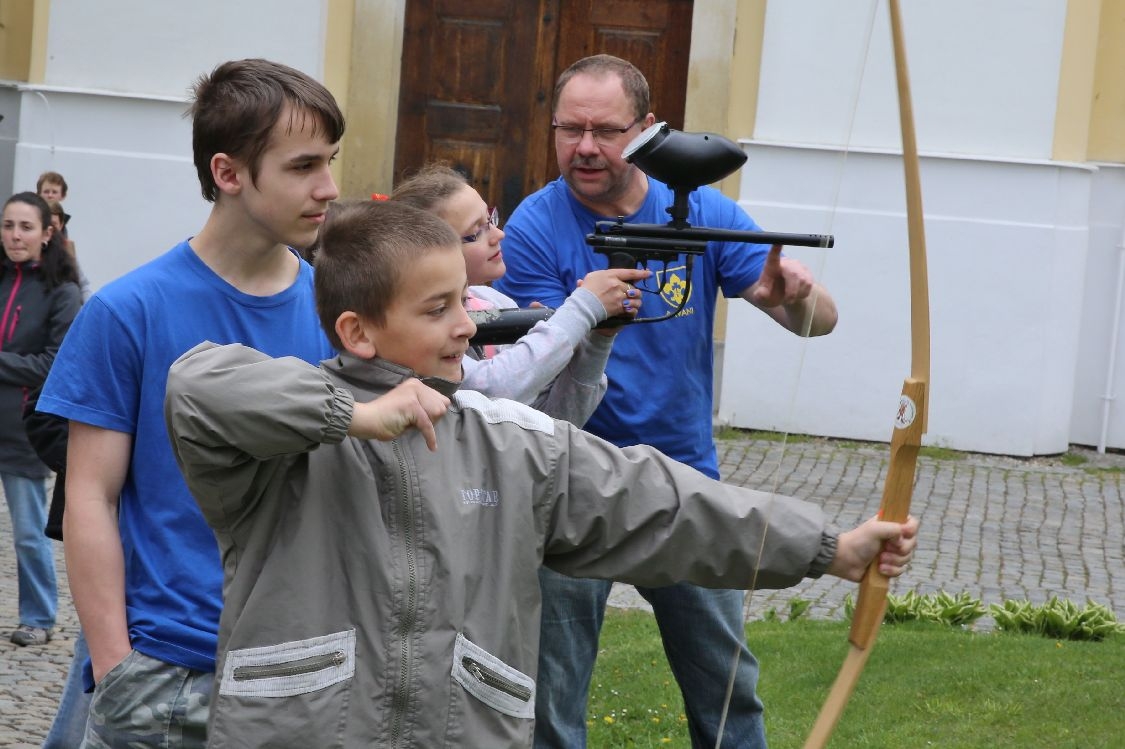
0, 191, 81, 646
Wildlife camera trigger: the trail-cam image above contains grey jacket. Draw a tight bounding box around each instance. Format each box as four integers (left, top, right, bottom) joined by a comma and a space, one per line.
165, 342, 835, 748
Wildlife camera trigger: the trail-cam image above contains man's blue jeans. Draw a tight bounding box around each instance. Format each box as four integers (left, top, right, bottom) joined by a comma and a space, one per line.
43, 628, 93, 748
1, 472, 57, 629
534, 567, 766, 749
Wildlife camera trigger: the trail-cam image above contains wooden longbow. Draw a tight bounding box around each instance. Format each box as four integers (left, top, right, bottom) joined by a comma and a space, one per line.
801, 0, 931, 746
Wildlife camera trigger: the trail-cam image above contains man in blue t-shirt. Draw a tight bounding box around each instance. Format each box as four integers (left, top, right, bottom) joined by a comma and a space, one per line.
38, 59, 342, 748
493, 55, 839, 749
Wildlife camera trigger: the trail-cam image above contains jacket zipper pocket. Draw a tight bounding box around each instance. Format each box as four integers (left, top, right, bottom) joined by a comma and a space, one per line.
232, 650, 346, 681
462, 656, 533, 702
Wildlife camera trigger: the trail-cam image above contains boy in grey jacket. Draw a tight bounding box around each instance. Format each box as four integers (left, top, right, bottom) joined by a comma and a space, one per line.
165, 200, 918, 749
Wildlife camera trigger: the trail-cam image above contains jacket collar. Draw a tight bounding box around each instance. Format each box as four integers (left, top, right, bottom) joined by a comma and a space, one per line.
1, 257, 40, 273
324, 352, 462, 400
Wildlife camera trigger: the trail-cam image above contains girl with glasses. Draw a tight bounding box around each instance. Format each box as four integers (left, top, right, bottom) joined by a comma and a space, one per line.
390, 164, 649, 424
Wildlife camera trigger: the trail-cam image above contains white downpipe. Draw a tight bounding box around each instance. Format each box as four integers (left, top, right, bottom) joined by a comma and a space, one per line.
1097, 222, 1125, 453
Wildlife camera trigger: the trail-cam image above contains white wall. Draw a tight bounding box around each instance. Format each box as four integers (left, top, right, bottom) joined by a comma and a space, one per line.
0, 85, 19, 196
718, 0, 1116, 456
720, 143, 1094, 456
1070, 164, 1125, 450
44, 1, 328, 96
9, 0, 330, 292
12, 87, 209, 290
755, 0, 1067, 159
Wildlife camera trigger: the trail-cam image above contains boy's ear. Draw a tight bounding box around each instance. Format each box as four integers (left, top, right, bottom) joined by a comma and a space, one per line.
335, 311, 378, 359
211, 153, 243, 196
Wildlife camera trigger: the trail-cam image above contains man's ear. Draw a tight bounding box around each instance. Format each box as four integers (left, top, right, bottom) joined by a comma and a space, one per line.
335, 311, 378, 359
211, 153, 242, 196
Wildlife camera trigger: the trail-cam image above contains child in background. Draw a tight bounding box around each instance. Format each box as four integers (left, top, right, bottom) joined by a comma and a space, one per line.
46, 200, 91, 300
164, 199, 918, 748
391, 164, 648, 424
37, 172, 70, 242
36, 171, 68, 207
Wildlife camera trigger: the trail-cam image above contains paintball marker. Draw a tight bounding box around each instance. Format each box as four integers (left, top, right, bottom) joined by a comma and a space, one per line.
468, 122, 833, 345
467, 307, 555, 346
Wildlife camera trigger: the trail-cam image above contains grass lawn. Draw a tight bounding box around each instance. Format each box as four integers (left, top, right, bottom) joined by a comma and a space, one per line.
586, 608, 1125, 748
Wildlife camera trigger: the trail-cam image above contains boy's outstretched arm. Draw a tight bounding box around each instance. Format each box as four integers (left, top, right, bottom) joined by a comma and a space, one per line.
827, 515, 919, 582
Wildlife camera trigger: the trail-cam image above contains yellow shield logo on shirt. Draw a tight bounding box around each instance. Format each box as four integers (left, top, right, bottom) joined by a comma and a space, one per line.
655, 264, 691, 310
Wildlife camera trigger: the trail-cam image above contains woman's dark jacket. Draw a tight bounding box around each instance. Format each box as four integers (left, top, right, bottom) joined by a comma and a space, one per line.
0, 257, 81, 479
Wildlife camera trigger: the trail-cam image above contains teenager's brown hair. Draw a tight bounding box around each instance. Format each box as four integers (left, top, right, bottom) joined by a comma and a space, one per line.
189, 58, 345, 202
553, 54, 651, 121
314, 200, 459, 349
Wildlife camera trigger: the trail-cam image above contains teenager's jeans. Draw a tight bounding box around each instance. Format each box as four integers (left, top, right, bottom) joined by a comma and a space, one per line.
43, 629, 93, 748
1, 472, 57, 628
534, 568, 766, 749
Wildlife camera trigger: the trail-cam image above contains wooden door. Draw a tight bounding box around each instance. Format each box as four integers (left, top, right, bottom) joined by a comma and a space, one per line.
395, 0, 694, 219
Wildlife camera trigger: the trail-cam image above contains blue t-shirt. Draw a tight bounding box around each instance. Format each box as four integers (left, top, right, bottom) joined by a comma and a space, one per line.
494, 177, 768, 478
39, 241, 334, 673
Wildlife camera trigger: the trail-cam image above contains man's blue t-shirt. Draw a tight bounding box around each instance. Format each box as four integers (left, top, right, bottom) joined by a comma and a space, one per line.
39, 241, 334, 673
494, 177, 768, 479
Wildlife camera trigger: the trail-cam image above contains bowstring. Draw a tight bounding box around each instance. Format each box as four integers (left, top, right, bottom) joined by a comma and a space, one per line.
712, 3, 881, 744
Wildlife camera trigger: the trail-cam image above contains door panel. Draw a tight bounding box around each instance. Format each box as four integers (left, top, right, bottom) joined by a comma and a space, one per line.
396, 0, 693, 218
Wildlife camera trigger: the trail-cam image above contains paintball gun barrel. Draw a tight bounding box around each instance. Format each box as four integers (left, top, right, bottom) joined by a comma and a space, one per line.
467, 121, 833, 346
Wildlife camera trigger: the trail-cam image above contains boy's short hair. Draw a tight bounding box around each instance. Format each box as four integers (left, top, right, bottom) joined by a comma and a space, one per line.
390, 163, 469, 215
553, 54, 650, 121
36, 171, 68, 198
189, 58, 345, 202
315, 200, 460, 349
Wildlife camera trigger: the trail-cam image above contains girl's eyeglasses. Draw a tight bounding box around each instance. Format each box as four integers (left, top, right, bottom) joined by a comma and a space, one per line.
461, 207, 500, 244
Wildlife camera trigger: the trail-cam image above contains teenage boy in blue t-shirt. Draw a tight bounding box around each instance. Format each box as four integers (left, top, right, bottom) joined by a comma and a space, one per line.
37, 58, 341, 748
493, 55, 840, 749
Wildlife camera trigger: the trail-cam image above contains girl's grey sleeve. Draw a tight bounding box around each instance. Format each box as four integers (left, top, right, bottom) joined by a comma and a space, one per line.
528, 331, 611, 425
460, 286, 607, 408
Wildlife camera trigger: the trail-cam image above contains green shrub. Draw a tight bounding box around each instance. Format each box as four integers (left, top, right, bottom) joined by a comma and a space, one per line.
763, 597, 813, 623
844, 590, 985, 626
990, 597, 1125, 641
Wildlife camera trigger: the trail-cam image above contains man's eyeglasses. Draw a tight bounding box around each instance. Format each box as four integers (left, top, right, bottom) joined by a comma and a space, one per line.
551, 117, 643, 147
462, 206, 500, 244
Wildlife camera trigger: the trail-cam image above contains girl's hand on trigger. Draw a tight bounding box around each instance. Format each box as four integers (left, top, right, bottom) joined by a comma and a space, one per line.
577, 267, 652, 318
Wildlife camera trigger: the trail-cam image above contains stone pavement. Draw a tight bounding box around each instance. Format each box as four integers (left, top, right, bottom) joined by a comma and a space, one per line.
2, 436, 1124, 746
610, 436, 1125, 623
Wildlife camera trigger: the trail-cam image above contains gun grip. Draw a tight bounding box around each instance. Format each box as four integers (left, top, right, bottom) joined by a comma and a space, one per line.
607, 251, 637, 269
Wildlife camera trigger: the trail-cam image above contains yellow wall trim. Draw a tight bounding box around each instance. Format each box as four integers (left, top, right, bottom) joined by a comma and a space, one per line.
1089, 0, 1125, 161
1053, 0, 1102, 162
